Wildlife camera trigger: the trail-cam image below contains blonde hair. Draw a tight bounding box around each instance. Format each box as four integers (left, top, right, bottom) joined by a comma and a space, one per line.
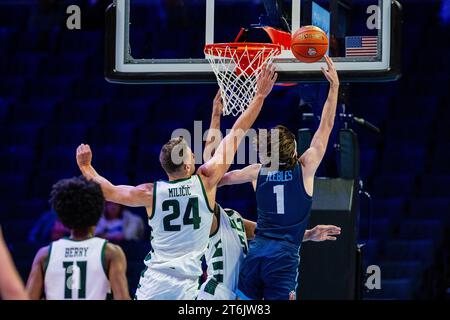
256, 125, 297, 170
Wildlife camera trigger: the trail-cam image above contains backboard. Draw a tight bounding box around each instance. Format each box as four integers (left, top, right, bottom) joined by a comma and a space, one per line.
105, 0, 402, 84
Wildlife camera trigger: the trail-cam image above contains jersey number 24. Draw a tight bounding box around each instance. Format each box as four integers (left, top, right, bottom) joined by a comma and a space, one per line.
162, 197, 201, 231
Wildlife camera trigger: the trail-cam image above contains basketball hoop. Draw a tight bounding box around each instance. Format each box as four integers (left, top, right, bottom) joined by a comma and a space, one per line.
204, 42, 281, 116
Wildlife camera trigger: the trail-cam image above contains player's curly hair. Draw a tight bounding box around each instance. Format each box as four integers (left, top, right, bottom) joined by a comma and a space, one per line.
49, 176, 105, 230
255, 125, 298, 171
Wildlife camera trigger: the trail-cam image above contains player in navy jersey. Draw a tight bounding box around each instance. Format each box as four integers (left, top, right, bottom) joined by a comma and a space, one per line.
219, 56, 340, 300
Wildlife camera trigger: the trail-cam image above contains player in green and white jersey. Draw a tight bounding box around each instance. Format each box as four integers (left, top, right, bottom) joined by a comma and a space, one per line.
26, 176, 130, 300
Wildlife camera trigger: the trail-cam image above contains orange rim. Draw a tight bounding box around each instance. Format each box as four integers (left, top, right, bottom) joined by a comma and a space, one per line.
204, 42, 282, 58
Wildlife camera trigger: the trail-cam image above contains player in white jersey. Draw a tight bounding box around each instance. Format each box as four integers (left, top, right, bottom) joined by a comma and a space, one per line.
197, 204, 341, 300
26, 177, 130, 300
75, 65, 278, 299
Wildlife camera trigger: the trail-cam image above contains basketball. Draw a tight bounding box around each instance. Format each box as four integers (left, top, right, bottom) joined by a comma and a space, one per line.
291, 26, 329, 63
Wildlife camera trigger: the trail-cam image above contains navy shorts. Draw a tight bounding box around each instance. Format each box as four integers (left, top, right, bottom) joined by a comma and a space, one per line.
236, 237, 300, 300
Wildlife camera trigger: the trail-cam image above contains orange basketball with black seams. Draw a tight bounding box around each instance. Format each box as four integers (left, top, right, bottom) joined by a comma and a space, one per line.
291, 26, 329, 63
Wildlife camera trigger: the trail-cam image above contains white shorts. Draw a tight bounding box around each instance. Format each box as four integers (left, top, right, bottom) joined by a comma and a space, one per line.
135, 268, 199, 300
197, 278, 236, 300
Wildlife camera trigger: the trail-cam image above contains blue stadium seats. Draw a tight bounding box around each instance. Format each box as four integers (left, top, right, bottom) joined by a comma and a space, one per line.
59, 31, 102, 53
384, 240, 435, 267
0, 124, 42, 146
362, 240, 381, 264
399, 219, 445, 244
409, 197, 450, 223
0, 27, 13, 50
419, 175, 450, 197
2, 219, 36, 245
384, 120, 432, 144
371, 175, 416, 198
360, 148, 377, 179
72, 78, 115, 99
0, 145, 36, 174
103, 100, 150, 125
138, 123, 185, 145
135, 145, 163, 175
370, 218, 394, 240
351, 94, 392, 123
42, 123, 89, 147
0, 76, 29, 98
10, 98, 58, 125
15, 27, 59, 51
57, 98, 106, 125
93, 145, 132, 172
30, 171, 75, 198
372, 198, 405, 220
378, 279, 414, 300
8, 240, 42, 261
32, 76, 76, 99
5, 52, 47, 76
39, 146, 80, 173
0, 198, 49, 222
0, 98, 10, 124
430, 148, 450, 174
40, 52, 89, 76
0, 173, 29, 199
14, 199, 49, 221
0, 5, 30, 28
380, 146, 426, 175
379, 261, 425, 280
90, 124, 137, 147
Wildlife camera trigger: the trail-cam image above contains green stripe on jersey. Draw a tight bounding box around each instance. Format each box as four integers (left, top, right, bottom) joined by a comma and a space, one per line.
214, 274, 223, 283
197, 175, 214, 213
140, 266, 148, 278
212, 248, 223, 258
212, 261, 223, 270
101, 240, 108, 277
43, 243, 53, 275
204, 279, 219, 295
149, 182, 157, 220
144, 252, 152, 261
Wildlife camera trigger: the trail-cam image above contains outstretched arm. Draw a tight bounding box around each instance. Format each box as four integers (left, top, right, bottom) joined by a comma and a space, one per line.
105, 244, 130, 300
300, 56, 339, 175
199, 64, 277, 187
303, 225, 341, 242
203, 90, 224, 162
242, 220, 341, 242
76, 144, 153, 208
218, 163, 261, 189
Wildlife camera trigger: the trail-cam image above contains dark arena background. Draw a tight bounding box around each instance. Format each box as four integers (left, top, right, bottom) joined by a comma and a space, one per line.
0, 0, 449, 301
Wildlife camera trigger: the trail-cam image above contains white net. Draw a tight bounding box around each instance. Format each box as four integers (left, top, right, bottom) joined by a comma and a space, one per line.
205, 44, 281, 116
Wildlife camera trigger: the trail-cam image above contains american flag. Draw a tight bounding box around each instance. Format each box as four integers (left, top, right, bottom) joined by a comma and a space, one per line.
345, 36, 378, 57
